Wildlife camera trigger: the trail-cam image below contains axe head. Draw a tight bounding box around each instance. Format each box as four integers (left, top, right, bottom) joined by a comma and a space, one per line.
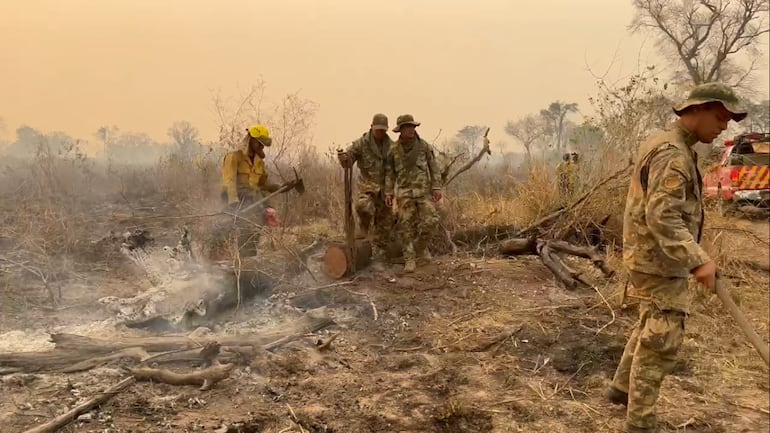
293, 178, 305, 194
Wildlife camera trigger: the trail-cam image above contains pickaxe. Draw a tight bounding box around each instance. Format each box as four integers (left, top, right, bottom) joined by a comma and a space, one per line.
235, 171, 305, 215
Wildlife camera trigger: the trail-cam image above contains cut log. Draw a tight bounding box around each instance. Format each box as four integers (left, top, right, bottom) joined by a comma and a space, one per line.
0, 309, 334, 373
0, 349, 113, 373
499, 237, 538, 256
57, 347, 150, 373
125, 363, 235, 391
22, 377, 135, 433
323, 240, 372, 279
452, 225, 520, 247
56, 310, 332, 353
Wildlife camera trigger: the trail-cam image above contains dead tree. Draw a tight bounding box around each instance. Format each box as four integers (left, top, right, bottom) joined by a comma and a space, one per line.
631, 0, 770, 89
500, 237, 615, 290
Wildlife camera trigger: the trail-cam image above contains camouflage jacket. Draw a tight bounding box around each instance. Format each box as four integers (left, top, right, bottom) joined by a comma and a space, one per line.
385, 136, 441, 199
346, 130, 393, 194
623, 121, 710, 278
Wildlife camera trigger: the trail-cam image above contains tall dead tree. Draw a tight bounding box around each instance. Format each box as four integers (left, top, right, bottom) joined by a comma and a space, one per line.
631, 0, 770, 89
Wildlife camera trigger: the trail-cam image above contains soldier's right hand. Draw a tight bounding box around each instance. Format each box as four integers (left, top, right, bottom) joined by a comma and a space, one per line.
693, 260, 717, 292
337, 152, 349, 167
385, 194, 393, 208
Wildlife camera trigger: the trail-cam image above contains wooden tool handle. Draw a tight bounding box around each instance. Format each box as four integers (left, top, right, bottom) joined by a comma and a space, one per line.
715, 278, 770, 367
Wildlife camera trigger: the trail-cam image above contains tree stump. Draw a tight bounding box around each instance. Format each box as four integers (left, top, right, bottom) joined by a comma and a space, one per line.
323, 240, 372, 278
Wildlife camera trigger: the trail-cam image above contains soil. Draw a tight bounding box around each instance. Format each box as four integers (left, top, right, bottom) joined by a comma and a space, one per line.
0, 214, 767, 433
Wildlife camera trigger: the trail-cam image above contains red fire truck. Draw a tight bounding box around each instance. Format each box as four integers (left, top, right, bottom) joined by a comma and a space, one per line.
703, 132, 770, 210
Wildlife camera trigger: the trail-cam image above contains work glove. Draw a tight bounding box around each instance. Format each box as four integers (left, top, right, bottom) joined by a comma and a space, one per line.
265, 207, 279, 228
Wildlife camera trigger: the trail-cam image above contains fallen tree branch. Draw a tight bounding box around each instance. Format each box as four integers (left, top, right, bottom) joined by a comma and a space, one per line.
514, 162, 632, 237
537, 241, 580, 290
499, 237, 538, 255
445, 131, 491, 186
468, 325, 523, 352
440, 152, 466, 184
547, 240, 615, 277
22, 376, 135, 433
1, 310, 335, 373
500, 237, 615, 291
57, 347, 150, 373
315, 333, 340, 352
125, 363, 235, 391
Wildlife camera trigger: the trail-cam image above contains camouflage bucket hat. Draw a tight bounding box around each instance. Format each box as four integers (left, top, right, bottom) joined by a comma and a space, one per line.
393, 114, 421, 132
673, 82, 747, 122
371, 113, 389, 131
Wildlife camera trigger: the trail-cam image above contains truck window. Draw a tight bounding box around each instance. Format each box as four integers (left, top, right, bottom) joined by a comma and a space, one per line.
728, 141, 770, 166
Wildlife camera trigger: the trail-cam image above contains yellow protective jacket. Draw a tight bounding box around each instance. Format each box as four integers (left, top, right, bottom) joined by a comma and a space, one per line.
221, 149, 274, 205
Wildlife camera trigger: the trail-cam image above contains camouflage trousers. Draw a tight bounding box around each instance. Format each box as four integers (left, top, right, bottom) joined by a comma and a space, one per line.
611, 272, 688, 431
395, 196, 439, 261
354, 191, 394, 257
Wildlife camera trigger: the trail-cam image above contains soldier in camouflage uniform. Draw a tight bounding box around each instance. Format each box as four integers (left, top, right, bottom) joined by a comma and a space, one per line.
338, 114, 395, 268
385, 114, 442, 273
607, 83, 746, 433
556, 152, 575, 197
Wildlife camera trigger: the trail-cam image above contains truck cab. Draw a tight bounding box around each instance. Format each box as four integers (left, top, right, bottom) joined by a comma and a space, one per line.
703, 132, 770, 208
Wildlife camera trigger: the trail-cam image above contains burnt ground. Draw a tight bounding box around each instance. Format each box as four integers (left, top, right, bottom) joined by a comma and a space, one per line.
0, 216, 768, 433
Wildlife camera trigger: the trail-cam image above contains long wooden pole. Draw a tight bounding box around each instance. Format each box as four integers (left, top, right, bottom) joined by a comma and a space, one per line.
715, 278, 770, 367
343, 164, 356, 273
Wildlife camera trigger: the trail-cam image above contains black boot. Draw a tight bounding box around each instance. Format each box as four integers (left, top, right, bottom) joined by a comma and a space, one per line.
606, 386, 629, 406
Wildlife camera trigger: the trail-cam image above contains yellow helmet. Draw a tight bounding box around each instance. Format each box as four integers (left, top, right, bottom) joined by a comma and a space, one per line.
247, 124, 271, 145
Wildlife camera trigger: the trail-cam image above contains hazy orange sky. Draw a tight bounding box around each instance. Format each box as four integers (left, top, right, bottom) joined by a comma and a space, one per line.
1, 0, 768, 152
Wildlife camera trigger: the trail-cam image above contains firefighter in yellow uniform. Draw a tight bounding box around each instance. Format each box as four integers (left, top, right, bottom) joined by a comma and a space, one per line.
216, 125, 280, 257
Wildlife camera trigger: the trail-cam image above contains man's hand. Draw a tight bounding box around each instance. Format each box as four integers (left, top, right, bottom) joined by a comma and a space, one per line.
432, 189, 442, 203
693, 260, 717, 292
385, 194, 393, 208
337, 151, 349, 167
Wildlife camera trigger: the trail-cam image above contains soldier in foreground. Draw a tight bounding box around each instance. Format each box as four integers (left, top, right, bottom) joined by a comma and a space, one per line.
607, 83, 747, 433
217, 125, 281, 257
337, 114, 395, 270
385, 114, 442, 273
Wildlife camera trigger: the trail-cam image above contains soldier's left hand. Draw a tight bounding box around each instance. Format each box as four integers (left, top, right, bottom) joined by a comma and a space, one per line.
432, 189, 442, 202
